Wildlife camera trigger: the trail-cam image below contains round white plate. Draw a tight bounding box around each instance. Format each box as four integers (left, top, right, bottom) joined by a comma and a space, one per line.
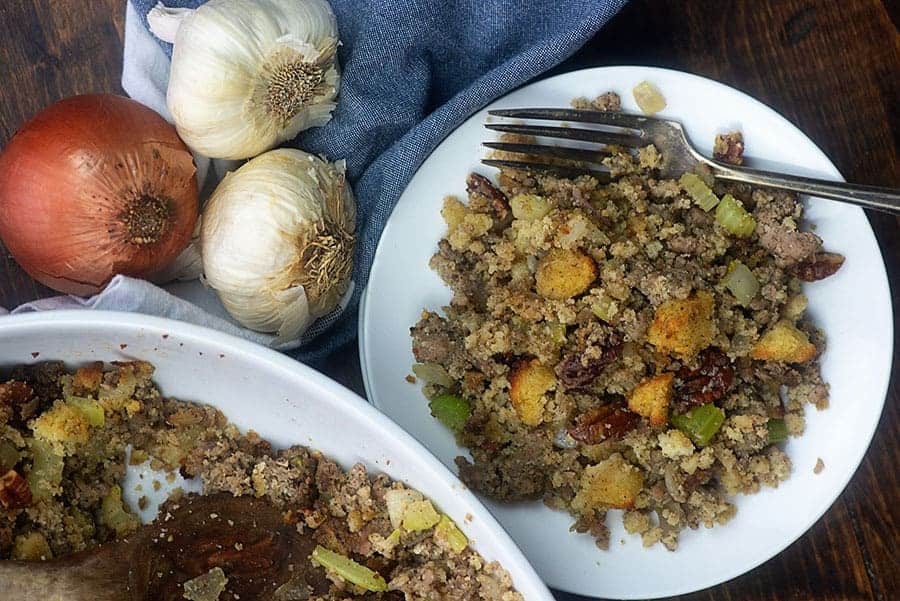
0, 311, 554, 601
358, 66, 893, 599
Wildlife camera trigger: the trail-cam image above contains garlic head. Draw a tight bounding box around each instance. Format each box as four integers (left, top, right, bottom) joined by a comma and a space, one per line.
151, 0, 340, 160
200, 149, 355, 344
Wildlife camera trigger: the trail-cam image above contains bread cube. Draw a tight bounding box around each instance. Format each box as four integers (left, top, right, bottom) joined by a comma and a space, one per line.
573, 453, 644, 511
627, 373, 674, 427
750, 320, 817, 363
536, 248, 597, 300
647, 291, 716, 358
508, 359, 556, 426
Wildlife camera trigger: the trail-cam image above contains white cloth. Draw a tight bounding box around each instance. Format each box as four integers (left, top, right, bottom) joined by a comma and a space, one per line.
1, 3, 300, 350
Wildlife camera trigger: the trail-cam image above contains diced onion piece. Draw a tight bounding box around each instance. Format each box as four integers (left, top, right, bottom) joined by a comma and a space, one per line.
722, 260, 759, 306
384, 488, 423, 529
715, 194, 756, 237
670, 404, 725, 447
401, 499, 441, 531
428, 394, 471, 432
434, 515, 468, 554
510, 194, 551, 221
411, 363, 453, 387
311, 545, 388, 592
633, 81, 666, 115
679, 173, 720, 211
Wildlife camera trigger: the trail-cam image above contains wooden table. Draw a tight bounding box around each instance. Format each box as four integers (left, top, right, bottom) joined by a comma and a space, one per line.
0, 1, 896, 599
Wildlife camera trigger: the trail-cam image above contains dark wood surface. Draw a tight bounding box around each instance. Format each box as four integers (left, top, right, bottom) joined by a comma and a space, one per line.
0, 1, 896, 600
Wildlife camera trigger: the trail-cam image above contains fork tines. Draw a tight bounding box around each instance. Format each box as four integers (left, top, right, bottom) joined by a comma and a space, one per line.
482, 107, 651, 178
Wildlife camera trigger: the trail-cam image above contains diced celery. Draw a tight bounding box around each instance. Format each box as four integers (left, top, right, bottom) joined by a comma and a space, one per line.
434, 514, 468, 554
715, 194, 756, 237
429, 394, 471, 432
0, 440, 21, 471
411, 363, 453, 387
633, 81, 666, 115
311, 545, 388, 592
767, 419, 789, 444
722, 260, 759, 306
510, 194, 551, 221
25, 438, 64, 500
679, 173, 720, 211
545, 321, 567, 345
68, 396, 105, 427
12, 531, 52, 561
590, 292, 618, 322
401, 499, 441, 531
670, 404, 725, 447
100, 484, 140, 536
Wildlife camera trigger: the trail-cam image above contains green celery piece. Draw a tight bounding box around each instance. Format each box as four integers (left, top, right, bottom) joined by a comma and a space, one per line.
429, 394, 471, 432
715, 194, 756, 237
68, 396, 105, 427
311, 545, 388, 592
767, 419, 789, 444
679, 173, 720, 211
434, 514, 468, 554
671, 404, 725, 446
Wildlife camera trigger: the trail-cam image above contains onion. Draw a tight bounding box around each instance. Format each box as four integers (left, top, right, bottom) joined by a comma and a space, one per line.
0, 94, 199, 295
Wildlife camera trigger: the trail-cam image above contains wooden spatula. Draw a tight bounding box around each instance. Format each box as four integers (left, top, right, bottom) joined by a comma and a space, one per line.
0, 493, 328, 601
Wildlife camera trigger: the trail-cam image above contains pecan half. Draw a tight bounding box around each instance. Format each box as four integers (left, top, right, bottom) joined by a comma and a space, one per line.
0, 469, 32, 510
568, 402, 640, 445
557, 344, 623, 390
790, 252, 845, 282
673, 348, 734, 413
713, 132, 745, 165
466, 172, 510, 222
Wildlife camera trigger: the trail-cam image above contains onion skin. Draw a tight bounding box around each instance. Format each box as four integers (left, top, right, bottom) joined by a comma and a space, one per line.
0, 94, 199, 295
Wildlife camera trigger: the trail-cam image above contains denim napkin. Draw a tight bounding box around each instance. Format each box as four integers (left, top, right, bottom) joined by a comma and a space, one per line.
120, 0, 627, 365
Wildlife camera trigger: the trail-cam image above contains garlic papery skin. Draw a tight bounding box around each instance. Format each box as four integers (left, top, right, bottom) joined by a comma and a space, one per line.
149, 0, 340, 160
200, 149, 355, 344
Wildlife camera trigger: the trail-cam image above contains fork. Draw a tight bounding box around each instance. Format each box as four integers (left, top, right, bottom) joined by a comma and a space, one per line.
482, 108, 900, 214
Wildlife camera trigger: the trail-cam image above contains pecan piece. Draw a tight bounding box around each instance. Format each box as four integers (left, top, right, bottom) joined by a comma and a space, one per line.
556, 344, 623, 390
790, 252, 845, 282
673, 348, 734, 413
713, 132, 745, 165
0, 469, 32, 510
0, 381, 33, 424
466, 172, 510, 222
568, 402, 640, 445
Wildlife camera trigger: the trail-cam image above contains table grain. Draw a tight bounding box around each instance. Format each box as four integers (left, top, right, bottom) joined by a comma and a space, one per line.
0, 1, 896, 600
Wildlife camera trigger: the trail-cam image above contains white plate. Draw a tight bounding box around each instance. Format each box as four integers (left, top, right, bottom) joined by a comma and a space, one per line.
0, 311, 554, 601
358, 66, 893, 599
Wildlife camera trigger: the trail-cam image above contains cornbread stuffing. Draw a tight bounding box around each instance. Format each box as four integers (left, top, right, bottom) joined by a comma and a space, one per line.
0, 362, 522, 600
410, 91, 841, 550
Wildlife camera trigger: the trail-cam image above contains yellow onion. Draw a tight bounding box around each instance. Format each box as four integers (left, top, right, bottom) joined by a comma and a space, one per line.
0, 94, 199, 295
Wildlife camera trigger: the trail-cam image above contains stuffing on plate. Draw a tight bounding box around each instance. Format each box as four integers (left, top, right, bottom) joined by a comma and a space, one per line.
410, 91, 842, 550
0, 361, 522, 600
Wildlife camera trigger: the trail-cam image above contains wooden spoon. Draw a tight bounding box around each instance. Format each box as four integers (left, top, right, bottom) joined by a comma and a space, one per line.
0, 493, 329, 601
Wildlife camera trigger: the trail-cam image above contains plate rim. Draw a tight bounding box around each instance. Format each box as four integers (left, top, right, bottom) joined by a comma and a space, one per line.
358, 65, 894, 598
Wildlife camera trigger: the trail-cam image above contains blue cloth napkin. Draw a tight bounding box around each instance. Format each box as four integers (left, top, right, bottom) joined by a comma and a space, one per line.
130, 0, 627, 365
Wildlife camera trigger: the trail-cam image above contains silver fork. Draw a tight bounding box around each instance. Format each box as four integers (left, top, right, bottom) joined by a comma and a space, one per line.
482, 108, 900, 215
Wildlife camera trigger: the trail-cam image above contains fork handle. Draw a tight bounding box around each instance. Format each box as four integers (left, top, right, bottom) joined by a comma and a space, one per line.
708, 161, 900, 214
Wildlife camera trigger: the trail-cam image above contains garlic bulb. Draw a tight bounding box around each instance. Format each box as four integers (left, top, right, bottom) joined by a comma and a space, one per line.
149, 0, 340, 160
200, 149, 355, 344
